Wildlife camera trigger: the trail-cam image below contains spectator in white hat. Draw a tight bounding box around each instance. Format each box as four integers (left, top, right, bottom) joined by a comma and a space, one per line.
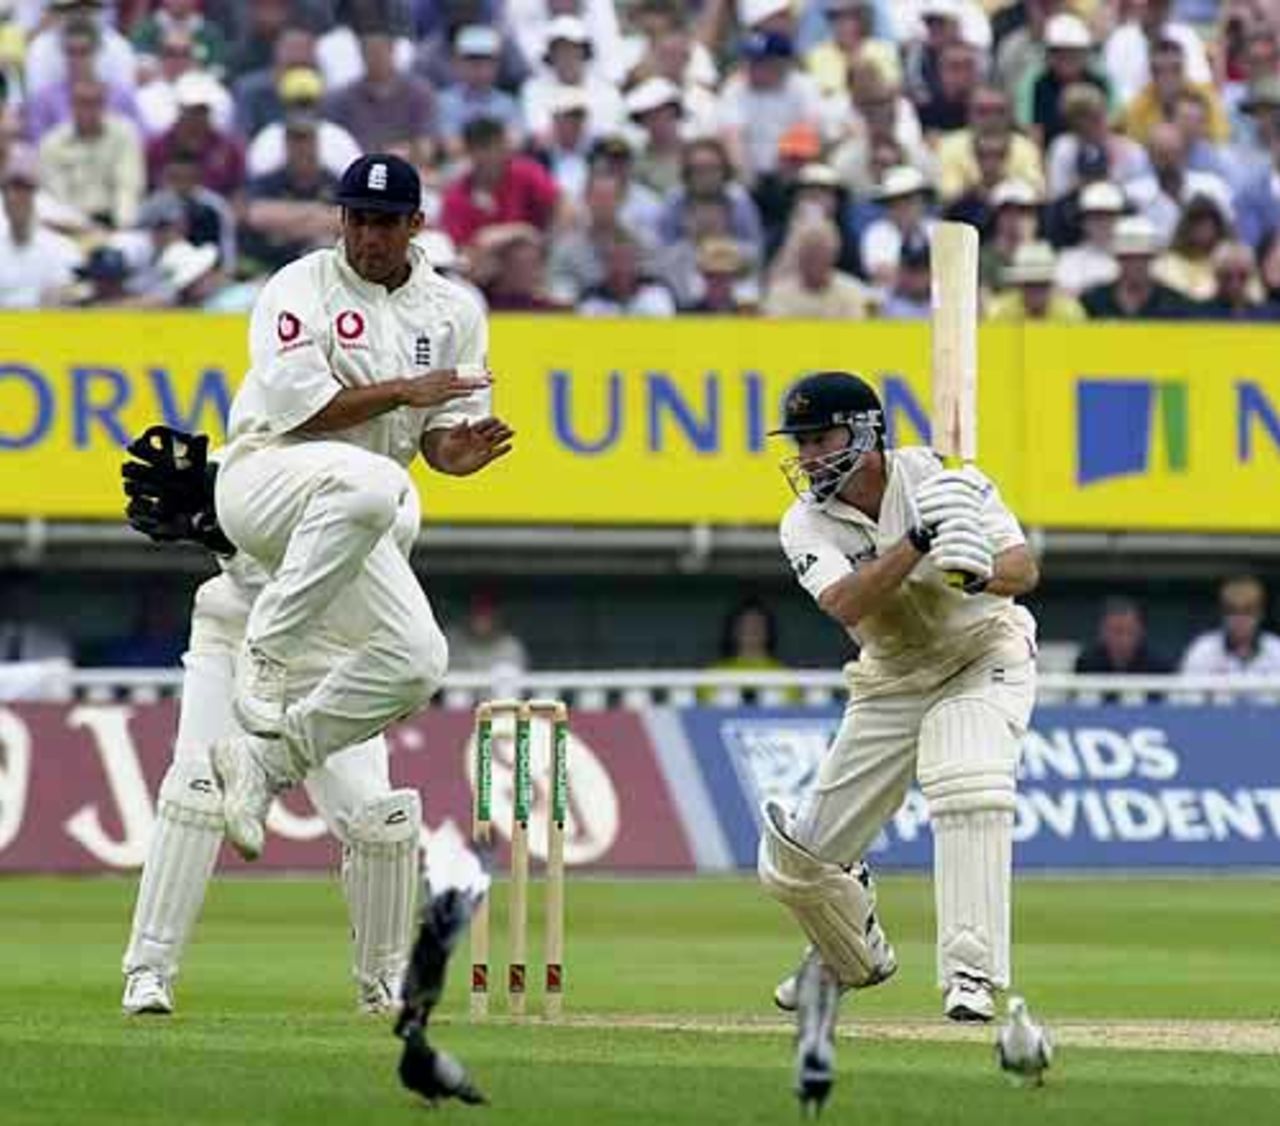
1020, 13, 1111, 148
1081, 214, 1196, 319
682, 236, 759, 315
438, 25, 523, 157
620, 4, 718, 136
526, 84, 595, 197
0, 148, 83, 308
987, 240, 1084, 321
627, 76, 685, 194
1055, 180, 1124, 295
24, 0, 137, 97
145, 69, 244, 196
1104, 0, 1212, 109
134, 27, 236, 140
860, 163, 933, 288
522, 14, 625, 142
982, 178, 1042, 292
506, 0, 625, 86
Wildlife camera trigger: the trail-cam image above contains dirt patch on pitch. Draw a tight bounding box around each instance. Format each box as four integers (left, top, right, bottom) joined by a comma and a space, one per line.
540, 1014, 1280, 1055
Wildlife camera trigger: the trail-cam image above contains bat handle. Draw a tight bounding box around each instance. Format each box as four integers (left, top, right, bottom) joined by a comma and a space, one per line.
941, 455, 977, 591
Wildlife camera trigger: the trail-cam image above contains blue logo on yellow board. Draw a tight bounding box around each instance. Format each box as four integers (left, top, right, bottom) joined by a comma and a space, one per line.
1076, 379, 1189, 485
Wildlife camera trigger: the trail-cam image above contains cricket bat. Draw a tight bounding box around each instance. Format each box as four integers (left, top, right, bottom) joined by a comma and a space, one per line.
929, 221, 979, 588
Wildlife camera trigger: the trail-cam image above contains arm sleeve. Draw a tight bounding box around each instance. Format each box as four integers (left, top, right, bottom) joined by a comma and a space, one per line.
780, 508, 854, 602
423, 290, 492, 432
245, 265, 340, 435
972, 468, 1027, 555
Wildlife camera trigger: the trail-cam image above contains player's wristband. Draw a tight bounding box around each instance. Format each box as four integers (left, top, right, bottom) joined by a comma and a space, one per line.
906, 524, 935, 554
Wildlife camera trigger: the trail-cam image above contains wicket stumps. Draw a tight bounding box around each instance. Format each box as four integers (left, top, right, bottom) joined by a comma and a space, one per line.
469, 698, 569, 1020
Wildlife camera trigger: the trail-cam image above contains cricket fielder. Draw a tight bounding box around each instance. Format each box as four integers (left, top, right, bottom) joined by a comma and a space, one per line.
118, 427, 437, 1015
210, 153, 513, 863
755, 371, 1040, 1111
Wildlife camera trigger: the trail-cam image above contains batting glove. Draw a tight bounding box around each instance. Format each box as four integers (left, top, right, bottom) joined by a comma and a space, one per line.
914, 467, 988, 527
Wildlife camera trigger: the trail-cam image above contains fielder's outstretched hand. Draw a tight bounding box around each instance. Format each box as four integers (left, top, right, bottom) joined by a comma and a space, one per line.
426, 417, 516, 476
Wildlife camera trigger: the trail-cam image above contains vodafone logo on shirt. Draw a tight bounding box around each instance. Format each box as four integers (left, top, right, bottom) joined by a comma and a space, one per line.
336, 310, 367, 347
276, 311, 309, 353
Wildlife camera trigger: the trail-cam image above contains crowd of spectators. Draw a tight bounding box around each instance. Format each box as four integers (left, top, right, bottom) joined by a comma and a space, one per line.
3, 0, 1280, 319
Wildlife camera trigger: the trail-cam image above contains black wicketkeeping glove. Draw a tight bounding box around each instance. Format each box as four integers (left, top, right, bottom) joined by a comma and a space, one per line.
121, 425, 236, 556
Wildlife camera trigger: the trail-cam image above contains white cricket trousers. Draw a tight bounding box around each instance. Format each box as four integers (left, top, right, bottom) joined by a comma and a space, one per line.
215, 437, 448, 772
793, 634, 1035, 864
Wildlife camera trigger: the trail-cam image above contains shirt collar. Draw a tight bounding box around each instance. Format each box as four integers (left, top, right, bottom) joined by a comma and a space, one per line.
335, 238, 435, 298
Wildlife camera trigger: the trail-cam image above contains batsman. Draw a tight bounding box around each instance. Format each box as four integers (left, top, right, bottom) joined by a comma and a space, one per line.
759, 224, 1041, 1111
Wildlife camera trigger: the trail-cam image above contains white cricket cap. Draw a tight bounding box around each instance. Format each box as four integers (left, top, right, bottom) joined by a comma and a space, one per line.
875, 164, 930, 201
158, 240, 219, 291
738, 0, 791, 27
1112, 215, 1161, 257
415, 228, 460, 270
626, 76, 683, 118
1080, 181, 1126, 214
546, 83, 590, 116
920, 0, 961, 20
455, 25, 501, 57
991, 179, 1041, 209
1045, 13, 1092, 50
1004, 241, 1056, 285
544, 15, 590, 49
175, 70, 224, 109
796, 162, 841, 189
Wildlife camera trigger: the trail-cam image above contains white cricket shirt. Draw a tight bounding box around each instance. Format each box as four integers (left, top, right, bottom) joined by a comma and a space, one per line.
780, 447, 1036, 670
227, 241, 490, 467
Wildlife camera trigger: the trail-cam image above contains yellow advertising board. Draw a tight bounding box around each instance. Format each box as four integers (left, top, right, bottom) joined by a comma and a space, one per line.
1, 312, 1277, 530
1018, 324, 1280, 531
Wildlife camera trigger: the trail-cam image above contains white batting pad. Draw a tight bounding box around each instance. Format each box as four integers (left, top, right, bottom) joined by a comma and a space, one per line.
917, 699, 1019, 988
757, 800, 882, 988
343, 789, 422, 989
122, 761, 224, 978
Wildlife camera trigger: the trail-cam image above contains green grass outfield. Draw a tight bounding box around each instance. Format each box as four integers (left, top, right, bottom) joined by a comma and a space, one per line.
2, 875, 1278, 1125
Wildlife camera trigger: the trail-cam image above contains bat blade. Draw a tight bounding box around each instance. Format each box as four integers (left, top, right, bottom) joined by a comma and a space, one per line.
930, 222, 979, 465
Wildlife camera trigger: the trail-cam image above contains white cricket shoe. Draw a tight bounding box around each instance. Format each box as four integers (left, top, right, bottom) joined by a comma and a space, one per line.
233, 645, 287, 739
773, 916, 898, 1012
122, 968, 173, 1015
358, 974, 402, 1016
996, 995, 1053, 1086
211, 734, 284, 861
944, 972, 996, 1023
793, 953, 840, 1117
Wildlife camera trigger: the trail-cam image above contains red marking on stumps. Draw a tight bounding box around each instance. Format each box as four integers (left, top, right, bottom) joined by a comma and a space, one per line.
509, 964, 526, 994
471, 964, 488, 992
545, 964, 563, 993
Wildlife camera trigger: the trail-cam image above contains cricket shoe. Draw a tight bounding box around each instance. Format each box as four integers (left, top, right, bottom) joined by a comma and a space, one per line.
358, 973, 403, 1016
793, 952, 840, 1117
122, 967, 173, 1015
211, 733, 292, 861
233, 644, 287, 739
773, 914, 898, 1012
944, 971, 996, 1023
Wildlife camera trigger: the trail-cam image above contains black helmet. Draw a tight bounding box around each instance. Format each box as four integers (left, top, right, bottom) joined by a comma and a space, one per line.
771, 371, 884, 436
772, 372, 884, 504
